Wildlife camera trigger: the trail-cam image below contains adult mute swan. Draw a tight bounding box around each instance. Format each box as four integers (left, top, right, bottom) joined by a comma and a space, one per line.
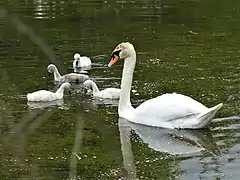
83, 79, 120, 99
108, 42, 223, 129
27, 82, 71, 102
73, 53, 92, 68
47, 64, 89, 83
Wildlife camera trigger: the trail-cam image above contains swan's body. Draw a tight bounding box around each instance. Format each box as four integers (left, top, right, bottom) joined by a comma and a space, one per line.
47, 64, 89, 83
73, 53, 91, 68
108, 42, 223, 129
132, 93, 222, 129
83, 80, 120, 99
27, 83, 71, 102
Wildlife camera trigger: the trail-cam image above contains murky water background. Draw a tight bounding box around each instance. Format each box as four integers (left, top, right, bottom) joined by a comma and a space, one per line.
0, 0, 240, 179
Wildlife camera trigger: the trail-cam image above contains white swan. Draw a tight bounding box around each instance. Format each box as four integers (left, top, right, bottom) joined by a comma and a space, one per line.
108, 42, 223, 129
73, 53, 91, 68
83, 79, 120, 99
47, 64, 89, 83
27, 82, 71, 102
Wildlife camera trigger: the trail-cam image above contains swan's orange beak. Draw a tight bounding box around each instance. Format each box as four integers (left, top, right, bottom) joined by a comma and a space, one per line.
108, 54, 119, 67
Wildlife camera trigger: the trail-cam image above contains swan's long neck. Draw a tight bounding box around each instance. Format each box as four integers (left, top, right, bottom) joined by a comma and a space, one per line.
119, 53, 136, 114
53, 67, 62, 81
90, 81, 100, 95
56, 84, 66, 97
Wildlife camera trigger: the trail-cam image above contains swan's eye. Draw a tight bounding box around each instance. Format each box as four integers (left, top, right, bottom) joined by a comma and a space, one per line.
111, 50, 121, 58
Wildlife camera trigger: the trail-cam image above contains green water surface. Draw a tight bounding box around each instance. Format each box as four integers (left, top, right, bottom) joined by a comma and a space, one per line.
0, 0, 240, 179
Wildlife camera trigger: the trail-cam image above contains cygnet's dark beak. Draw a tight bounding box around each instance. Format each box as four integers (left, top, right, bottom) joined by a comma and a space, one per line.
83, 86, 88, 94
75, 79, 80, 84
48, 72, 51, 76
75, 60, 79, 67
68, 89, 72, 94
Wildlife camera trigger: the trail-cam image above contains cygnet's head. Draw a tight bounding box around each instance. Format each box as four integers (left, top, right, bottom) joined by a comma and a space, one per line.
108, 42, 135, 67
61, 82, 72, 94
74, 53, 81, 60
61, 82, 71, 89
47, 64, 57, 73
83, 80, 94, 90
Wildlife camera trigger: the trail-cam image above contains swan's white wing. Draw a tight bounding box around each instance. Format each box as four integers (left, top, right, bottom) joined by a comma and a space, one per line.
132, 93, 209, 128
27, 90, 57, 102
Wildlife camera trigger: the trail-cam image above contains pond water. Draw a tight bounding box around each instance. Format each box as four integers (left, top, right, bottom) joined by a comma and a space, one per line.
0, 0, 240, 179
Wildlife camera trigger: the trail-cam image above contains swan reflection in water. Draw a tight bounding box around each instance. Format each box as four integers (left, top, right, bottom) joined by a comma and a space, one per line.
119, 117, 219, 156
85, 96, 119, 109
91, 97, 119, 106
27, 99, 64, 109
118, 117, 219, 179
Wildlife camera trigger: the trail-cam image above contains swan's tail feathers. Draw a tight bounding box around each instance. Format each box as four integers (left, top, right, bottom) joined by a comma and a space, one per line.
195, 103, 223, 129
